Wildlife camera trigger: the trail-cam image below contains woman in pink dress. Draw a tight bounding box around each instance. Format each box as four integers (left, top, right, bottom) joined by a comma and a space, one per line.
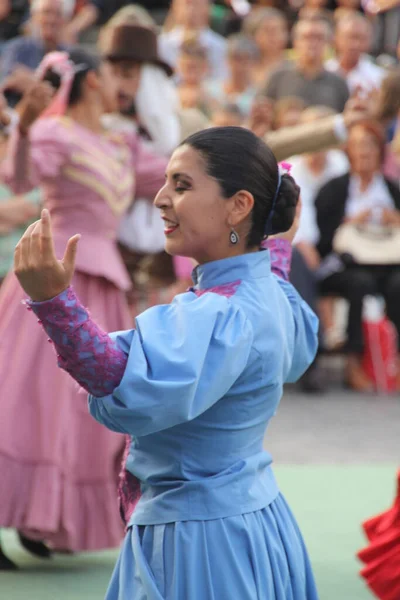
0, 49, 167, 569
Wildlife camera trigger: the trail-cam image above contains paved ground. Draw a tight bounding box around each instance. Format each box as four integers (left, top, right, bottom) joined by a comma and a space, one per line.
2, 388, 399, 600
267, 387, 400, 464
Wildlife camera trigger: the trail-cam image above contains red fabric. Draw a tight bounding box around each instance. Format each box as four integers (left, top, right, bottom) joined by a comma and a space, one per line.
362, 318, 399, 394
358, 470, 400, 600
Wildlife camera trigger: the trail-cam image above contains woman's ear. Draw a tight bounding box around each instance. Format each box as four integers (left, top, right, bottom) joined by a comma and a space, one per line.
228, 190, 254, 228
85, 70, 100, 91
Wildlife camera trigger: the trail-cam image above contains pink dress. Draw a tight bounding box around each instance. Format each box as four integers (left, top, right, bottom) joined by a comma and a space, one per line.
0, 116, 167, 551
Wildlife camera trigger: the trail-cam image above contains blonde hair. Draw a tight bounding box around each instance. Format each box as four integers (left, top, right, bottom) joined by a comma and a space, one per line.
105, 4, 157, 28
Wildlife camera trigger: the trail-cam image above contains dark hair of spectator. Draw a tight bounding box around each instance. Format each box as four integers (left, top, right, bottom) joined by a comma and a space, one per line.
348, 120, 386, 166
42, 49, 101, 107
181, 127, 299, 247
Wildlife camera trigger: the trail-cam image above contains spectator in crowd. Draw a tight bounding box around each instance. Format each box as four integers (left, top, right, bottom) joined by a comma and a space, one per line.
289, 105, 349, 359
159, 0, 227, 80
104, 3, 158, 29
0, 0, 29, 45
62, 1, 173, 43
326, 12, 385, 94
263, 15, 350, 112
272, 96, 306, 129
211, 101, 244, 126
176, 38, 214, 115
205, 33, 258, 116
334, 0, 363, 20
291, 106, 349, 264
0, 0, 67, 77
315, 121, 400, 391
370, 4, 400, 58
243, 7, 289, 87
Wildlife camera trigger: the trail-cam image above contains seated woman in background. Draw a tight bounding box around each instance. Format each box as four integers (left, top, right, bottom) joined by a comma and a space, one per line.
315, 120, 400, 391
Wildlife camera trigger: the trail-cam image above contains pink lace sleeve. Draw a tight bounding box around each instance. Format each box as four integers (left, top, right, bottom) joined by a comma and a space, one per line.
26, 287, 128, 396
262, 238, 292, 281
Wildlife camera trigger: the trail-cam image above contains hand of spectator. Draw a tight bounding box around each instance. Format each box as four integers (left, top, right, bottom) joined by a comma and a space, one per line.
362, 0, 400, 13
346, 209, 372, 225
1, 66, 36, 95
246, 97, 273, 139
381, 208, 400, 227
14, 209, 80, 302
17, 81, 54, 134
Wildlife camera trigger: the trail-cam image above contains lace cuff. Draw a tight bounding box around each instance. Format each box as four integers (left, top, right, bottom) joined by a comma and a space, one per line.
263, 238, 292, 281
26, 287, 127, 396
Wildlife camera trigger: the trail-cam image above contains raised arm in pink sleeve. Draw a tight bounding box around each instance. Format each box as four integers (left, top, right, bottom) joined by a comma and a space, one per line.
262, 238, 293, 281
1, 118, 68, 194
130, 133, 168, 199
26, 287, 128, 397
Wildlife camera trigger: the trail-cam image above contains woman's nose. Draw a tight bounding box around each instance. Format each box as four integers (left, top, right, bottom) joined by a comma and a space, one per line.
154, 184, 172, 208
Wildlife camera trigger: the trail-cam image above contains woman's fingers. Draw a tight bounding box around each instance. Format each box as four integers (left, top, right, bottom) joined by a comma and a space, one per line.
29, 220, 42, 265
18, 221, 39, 267
39, 208, 56, 262
62, 234, 81, 276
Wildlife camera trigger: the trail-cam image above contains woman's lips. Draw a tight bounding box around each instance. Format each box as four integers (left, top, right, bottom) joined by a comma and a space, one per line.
163, 219, 179, 235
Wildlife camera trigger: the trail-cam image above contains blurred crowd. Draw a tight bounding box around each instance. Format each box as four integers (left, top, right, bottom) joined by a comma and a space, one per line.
1, 0, 400, 396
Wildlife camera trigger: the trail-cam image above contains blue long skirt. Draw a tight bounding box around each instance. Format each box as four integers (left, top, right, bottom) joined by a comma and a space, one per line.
106, 493, 319, 600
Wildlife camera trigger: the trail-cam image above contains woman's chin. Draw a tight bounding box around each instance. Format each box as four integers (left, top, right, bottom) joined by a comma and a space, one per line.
164, 239, 185, 256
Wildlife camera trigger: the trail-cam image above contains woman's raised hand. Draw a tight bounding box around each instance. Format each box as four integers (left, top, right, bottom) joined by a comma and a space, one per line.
17, 81, 54, 134
14, 209, 80, 302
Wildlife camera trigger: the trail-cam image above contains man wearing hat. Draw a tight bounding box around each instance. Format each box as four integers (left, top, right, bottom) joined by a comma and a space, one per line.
99, 23, 207, 142
99, 22, 207, 310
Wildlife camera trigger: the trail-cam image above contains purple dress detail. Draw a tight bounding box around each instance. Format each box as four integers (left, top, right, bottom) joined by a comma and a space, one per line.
28, 239, 292, 525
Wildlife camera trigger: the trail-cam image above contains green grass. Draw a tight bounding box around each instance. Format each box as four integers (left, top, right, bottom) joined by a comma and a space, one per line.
1, 465, 396, 599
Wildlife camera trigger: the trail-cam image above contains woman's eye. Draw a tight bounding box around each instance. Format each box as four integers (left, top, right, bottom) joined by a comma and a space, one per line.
175, 185, 188, 193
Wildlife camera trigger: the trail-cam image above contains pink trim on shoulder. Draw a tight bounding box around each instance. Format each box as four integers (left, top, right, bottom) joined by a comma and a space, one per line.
262, 238, 292, 281
193, 280, 242, 298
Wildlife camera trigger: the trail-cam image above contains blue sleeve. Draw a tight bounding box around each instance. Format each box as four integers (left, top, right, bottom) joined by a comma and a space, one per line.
275, 277, 319, 383
88, 292, 254, 436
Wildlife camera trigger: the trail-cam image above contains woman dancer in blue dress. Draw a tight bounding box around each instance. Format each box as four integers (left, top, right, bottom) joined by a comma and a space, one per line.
14, 126, 319, 600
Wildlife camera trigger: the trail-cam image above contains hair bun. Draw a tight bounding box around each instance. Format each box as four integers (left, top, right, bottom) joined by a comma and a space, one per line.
268, 173, 300, 236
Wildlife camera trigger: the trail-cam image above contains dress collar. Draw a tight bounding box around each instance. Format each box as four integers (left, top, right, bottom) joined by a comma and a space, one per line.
192, 250, 271, 290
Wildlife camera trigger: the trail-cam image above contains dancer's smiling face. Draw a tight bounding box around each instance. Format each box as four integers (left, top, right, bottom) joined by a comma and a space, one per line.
154, 144, 254, 264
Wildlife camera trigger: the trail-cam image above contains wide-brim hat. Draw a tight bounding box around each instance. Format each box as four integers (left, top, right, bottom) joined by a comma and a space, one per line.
100, 24, 173, 77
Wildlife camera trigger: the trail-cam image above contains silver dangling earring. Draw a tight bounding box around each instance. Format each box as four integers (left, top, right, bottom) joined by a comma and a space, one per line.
229, 228, 239, 245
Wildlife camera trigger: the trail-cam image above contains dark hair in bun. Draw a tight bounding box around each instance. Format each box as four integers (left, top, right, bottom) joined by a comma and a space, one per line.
42, 48, 100, 107
181, 127, 300, 248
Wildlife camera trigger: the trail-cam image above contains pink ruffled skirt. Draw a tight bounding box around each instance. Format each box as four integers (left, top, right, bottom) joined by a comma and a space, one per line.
0, 270, 131, 552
